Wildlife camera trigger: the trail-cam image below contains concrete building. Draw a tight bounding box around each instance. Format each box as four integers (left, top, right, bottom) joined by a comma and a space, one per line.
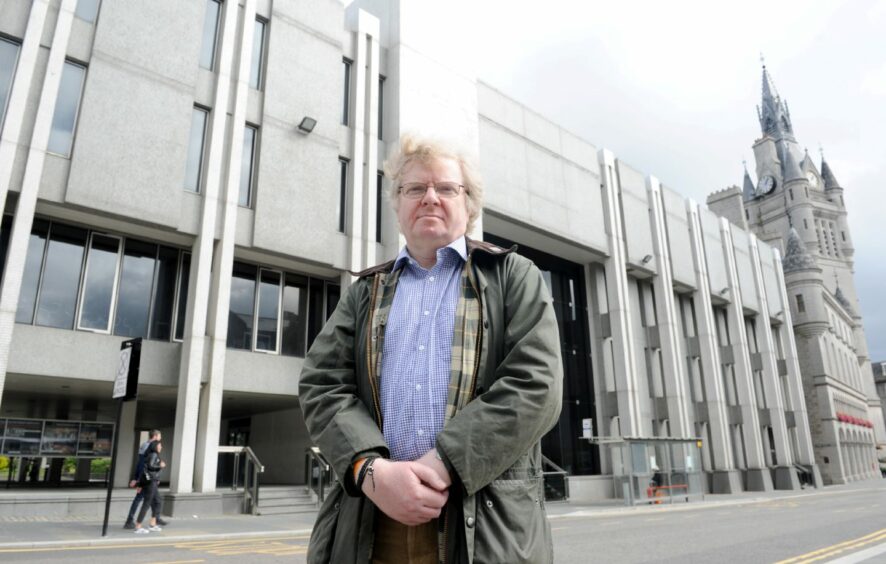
707, 66, 882, 485
0, 0, 822, 512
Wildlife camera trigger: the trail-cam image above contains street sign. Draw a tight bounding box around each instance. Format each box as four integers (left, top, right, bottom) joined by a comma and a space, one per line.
582, 418, 593, 439
103, 338, 141, 536
113, 338, 140, 401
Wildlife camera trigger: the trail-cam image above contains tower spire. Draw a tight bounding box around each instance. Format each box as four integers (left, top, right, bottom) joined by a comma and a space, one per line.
742, 160, 756, 200
820, 147, 842, 190
758, 62, 795, 140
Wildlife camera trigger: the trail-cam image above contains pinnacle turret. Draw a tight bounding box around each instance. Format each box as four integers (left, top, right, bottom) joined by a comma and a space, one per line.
782, 227, 818, 273
743, 163, 756, 201
782, 141, 804, 183
821, 154, 842, 190
757, 65, 795, 140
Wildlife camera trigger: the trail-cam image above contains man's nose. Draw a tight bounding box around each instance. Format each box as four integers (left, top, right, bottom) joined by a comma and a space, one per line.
420, 185, 442, 204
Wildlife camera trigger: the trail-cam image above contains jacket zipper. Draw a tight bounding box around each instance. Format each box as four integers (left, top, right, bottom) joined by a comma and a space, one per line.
366, 273, 383, 425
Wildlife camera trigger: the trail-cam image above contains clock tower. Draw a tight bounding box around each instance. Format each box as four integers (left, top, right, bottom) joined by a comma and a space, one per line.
707, 64, 884, 485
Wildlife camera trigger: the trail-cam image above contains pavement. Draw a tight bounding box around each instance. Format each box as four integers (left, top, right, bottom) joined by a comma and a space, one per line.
0, 479, 881, 551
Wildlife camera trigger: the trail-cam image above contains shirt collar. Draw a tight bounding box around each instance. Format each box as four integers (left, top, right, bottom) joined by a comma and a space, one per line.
394, 236, 468, 271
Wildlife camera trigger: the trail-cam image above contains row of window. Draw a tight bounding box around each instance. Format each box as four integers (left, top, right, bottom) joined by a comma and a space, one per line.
227, 262, 339, 357
200, 0, 268, 91
341, 58, 386, 139
14, 218, 191, 341
336, 159, 385, 242
9, 217, 340, 357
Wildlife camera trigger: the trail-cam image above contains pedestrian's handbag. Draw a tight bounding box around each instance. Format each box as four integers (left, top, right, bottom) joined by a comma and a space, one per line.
138, 470, 150, 488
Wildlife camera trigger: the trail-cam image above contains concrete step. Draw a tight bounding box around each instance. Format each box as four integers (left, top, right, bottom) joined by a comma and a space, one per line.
257, 504, 318, 516
257, 497, 315, 509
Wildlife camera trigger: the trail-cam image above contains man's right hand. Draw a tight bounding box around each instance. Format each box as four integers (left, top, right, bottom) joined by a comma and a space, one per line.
129, 480, 137, 488
361, 459, 449, 526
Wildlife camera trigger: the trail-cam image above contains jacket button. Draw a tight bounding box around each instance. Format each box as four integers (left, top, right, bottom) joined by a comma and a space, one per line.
466, 517, 475, 528
334, 502, 340, 509
485, 500, 493, 508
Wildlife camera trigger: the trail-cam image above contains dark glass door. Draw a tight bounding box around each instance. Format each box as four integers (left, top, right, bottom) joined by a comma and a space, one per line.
484, 234, 599, 475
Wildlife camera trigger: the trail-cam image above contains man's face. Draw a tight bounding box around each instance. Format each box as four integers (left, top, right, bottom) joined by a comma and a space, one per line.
396, 157, 469, 250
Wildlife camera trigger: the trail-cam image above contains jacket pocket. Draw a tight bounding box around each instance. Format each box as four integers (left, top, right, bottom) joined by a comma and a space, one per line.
472, 477, 552, 564
306, 484, 343, 564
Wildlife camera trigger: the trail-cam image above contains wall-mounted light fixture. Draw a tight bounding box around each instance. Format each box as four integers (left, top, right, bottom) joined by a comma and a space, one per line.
720, 287, 730, 295
297, 116, 317, 134
641, 254, 653, 264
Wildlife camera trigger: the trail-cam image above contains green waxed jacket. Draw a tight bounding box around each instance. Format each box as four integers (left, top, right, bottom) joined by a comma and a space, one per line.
298, 238, 563, 563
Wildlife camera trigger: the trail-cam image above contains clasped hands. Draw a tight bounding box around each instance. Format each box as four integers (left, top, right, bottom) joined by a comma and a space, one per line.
361, 449, 451, 526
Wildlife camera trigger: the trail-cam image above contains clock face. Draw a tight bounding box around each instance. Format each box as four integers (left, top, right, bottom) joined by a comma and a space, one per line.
806, 171, 818, 187
758, 175, 776, 195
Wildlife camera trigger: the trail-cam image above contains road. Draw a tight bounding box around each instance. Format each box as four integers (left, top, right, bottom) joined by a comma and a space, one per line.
2, 485, 886, 563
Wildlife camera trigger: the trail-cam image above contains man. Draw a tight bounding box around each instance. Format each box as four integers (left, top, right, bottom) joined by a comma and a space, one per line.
299, 134, 563, 563
123, 429, 168, 529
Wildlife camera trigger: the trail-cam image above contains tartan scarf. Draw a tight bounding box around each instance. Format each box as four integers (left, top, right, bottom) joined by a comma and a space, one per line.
368, 257, 482, 426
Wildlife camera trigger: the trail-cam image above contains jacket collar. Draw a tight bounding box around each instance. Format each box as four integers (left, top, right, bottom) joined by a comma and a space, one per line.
350, 236, 516, 278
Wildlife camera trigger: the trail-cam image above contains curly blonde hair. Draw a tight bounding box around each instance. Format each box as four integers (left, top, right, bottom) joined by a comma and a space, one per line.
383, 133, 484, 233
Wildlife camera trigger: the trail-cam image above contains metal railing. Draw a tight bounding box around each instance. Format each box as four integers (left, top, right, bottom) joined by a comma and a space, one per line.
304, 447, 334, 506
218, 445, 265, 515
541, 454, 570, 501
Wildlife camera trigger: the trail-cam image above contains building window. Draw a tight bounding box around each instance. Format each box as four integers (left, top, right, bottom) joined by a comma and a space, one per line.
16, 218, 191, 342
788, 188, 794, 201
199, 0, 222, 70
841, 231, 846, 242
184, 106, 209, 192
239, 124, 257, 207
0, 38, 20, 131
378, 76, 385, 140
149, 246, 181, 341
339, 158, 348, 233
228, 261, 339, 356
255, 270, 281, 352
78, 233, 122, 332
174, 252, 191, 341
16, 219, 50, 325
803, 218, 808, 230
47, 61, 87, 158
341, 58, 351, 125
34, 223, 88, 329
74, 0, 101, 23
796, 294, 805, 314
249, 18, 267, 89
228, 262, 257, 350
113, 239, 158, 338
376, 171, 384, 243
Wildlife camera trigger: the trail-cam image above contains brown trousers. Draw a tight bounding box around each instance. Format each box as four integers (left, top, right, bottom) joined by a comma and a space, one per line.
372, 512, 438, 564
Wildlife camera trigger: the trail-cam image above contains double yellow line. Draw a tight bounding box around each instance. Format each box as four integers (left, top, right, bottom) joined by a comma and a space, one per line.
774, 528, 886, 563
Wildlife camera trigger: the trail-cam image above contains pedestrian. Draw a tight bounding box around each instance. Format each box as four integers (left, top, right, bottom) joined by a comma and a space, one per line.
299, 133, 563, 563
133, 439, 166, 534
124, 429, 168, 529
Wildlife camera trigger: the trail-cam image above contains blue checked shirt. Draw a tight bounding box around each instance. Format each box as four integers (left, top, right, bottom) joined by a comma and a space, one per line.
380, 237, 467, 462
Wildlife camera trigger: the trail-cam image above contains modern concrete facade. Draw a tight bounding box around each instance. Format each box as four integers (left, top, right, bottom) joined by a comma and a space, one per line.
707, 67, 881, 485
0, 0, 821, 509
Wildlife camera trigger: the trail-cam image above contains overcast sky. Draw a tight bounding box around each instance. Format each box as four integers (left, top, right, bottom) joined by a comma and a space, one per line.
451, 0, 885, 362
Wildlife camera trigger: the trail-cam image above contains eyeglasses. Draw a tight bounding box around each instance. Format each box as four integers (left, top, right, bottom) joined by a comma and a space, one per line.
398, 182, 464, 199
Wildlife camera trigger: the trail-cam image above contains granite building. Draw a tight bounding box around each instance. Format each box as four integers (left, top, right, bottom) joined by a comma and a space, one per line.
0, 0, 824, 510
707, 66, 882, 485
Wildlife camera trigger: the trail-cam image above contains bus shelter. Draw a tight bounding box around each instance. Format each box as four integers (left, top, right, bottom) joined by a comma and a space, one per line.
592, 437, 705, 506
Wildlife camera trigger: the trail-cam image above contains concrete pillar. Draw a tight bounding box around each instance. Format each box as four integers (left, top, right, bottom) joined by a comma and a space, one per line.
192, 0, 257, 493
719, 220, 771, 491
597, 149, 642, 436
646, 176, 690, 437
686, 202, 740, 492
170, 0, 240, 493
113, 400, 139, 487
749, 236, 797, 490
0, 0, 75, 410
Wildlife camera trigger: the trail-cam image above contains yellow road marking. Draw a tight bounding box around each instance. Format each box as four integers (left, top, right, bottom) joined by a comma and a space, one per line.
773, 528, 886, 564
0, 534, 311, 554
